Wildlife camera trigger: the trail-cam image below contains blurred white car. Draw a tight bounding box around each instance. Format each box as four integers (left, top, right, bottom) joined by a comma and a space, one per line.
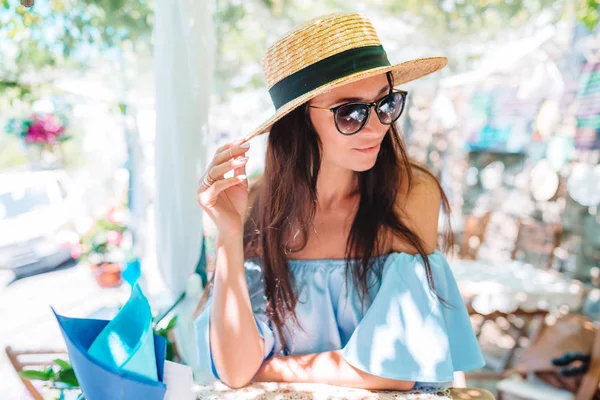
0, 169, 92, 276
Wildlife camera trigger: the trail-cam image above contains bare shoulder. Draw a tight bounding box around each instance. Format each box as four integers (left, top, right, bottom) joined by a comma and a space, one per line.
396, 168, 441, 207
390, 168, 442, 254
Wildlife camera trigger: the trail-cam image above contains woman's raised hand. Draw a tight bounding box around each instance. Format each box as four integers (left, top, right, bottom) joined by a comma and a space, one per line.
197, 138, 251, 237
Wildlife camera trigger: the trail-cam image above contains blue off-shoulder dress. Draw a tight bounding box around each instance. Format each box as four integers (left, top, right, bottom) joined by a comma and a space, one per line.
194, 251, 485, 388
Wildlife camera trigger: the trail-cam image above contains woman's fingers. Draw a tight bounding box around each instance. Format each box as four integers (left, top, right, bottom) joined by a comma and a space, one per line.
233, 157, 248, 191
198, 175, 247, 208
204, 139, 250, 181
205, 138, 244, 173
213, 141, 250, 169
196, 137, 251, 206
208, 156, 248, 181
214, 137, 243, 154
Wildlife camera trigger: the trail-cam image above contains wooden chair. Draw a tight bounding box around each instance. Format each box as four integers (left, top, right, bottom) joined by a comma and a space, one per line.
511, 218, 563, 270
459, 211, 493, 260
479, 218, 564, 381
5, 346, 68, 400
464, 308, 548, 383
496, 322, 600, 400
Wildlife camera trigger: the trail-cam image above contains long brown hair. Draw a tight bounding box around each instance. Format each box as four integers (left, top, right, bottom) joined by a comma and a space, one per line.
197, 72, 453, 355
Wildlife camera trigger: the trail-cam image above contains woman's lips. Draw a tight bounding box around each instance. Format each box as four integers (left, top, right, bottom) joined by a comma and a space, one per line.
354, 144, 379, 153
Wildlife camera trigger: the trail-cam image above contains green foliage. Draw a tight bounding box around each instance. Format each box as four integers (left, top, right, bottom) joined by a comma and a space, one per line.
154, 315, 178, 362
579, 0, 600, 31
1, 0, 153, 66
211, 0, 582, 102
19, 369, 53, 381
2, 0, 598, 112
19, 359, 80, 389
20, 358, 82, 399
0, 0, 153, 103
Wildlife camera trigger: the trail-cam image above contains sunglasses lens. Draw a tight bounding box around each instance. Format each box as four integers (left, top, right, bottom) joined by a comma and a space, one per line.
335, 104, 369, 134
377, 92, 405, 124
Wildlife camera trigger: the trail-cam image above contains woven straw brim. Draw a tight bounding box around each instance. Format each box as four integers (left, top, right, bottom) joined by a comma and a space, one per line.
242, 56, 447, 142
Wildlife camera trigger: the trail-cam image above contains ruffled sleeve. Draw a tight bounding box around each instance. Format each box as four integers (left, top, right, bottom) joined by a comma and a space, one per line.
341, 251, 485, 382
194, 259, 275, 383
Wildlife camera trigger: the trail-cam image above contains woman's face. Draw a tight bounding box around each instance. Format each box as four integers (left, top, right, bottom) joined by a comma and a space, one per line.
306, 73, 391, 172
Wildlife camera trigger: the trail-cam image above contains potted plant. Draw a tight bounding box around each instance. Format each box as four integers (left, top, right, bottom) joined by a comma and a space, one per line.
74, 205, 131, 288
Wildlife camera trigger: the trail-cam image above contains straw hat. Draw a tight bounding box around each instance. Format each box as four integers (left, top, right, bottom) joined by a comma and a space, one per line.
242, 12, 448, 142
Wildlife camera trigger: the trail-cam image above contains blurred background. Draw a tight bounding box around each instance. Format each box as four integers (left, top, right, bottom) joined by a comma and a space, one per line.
1, 0, 599, 398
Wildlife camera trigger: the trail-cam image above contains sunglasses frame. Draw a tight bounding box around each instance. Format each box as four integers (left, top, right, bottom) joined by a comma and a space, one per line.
308, 89, 408, 135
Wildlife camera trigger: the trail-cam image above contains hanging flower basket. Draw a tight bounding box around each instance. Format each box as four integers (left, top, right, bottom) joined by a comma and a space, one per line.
5, 113, 70, 168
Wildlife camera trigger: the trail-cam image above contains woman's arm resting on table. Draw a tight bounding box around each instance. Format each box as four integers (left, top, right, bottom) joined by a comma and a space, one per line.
209, 234, 266, 388
252, 350, 415, 391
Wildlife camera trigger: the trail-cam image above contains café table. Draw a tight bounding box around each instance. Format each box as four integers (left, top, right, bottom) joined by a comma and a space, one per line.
193, 381, 495, 399
450, 258, 584, 376
41, 382, 495, 400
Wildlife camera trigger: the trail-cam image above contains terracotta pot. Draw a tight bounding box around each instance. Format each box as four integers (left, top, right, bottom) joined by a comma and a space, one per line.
90, 263, 123, 288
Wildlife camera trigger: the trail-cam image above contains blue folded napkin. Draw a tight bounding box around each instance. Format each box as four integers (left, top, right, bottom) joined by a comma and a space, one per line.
52, 283, 167, 400
87, 283, 158, 381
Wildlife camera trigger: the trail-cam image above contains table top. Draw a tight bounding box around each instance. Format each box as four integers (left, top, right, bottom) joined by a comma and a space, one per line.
451, 258, 583, 315
193, 382, 495, 400
46, 383, 495, 400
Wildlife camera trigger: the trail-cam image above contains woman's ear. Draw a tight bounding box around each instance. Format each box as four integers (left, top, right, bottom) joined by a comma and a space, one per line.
386, 71, 394, 90
303, 103, 317, 133
303, 103, 312, 124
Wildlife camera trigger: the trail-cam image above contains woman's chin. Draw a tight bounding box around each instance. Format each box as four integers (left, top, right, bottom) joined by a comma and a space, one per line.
350, 158, 378, 172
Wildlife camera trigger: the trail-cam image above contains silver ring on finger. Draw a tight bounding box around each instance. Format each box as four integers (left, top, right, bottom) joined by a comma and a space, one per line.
229, 148, 233, 160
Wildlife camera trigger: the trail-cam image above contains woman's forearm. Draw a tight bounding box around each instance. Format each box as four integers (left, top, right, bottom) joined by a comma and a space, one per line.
252, 350, 415, 391
209, 233, 265, 388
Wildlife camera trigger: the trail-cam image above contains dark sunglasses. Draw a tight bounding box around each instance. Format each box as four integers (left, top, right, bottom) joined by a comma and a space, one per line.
308, 90, 407, 135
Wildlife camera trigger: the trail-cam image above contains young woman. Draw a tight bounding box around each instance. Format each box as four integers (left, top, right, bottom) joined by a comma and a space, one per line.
194, 12, 484, 391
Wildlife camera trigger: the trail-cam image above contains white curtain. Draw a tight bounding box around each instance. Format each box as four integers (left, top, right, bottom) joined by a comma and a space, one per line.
153, 0, 214, 294
153, 0, 215, 377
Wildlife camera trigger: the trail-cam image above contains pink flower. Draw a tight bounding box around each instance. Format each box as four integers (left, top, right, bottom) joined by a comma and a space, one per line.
107, 208, 126, 225
107, 230, 123, 246
24, 114, 65, 145
71, 243, 83, 259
